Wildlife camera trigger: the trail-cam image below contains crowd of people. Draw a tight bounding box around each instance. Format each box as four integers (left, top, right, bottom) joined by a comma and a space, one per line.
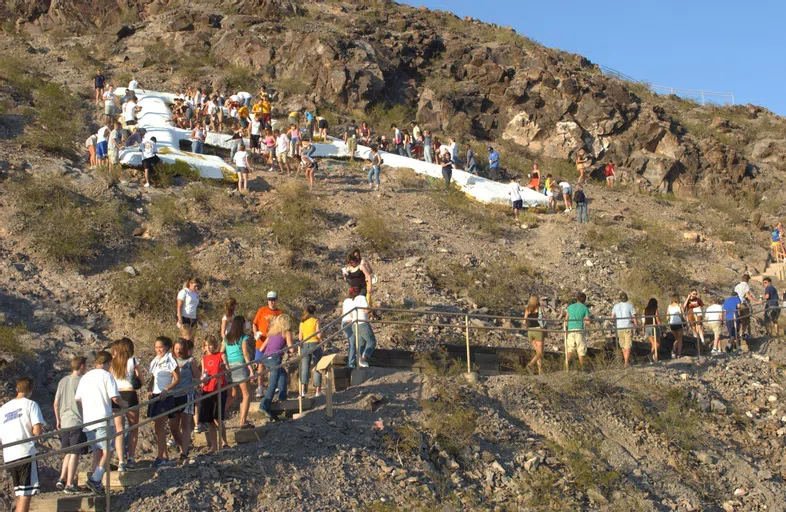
0, 247, 380, 509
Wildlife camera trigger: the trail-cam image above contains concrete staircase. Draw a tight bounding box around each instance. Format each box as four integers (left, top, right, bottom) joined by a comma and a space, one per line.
752, 261, 786, 283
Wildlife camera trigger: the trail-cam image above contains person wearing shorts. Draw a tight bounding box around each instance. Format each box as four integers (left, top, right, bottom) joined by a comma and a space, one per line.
564, 293, 592, 369
612, 292, 638, 367
148, 337, 180, 467
524, 295, 546, 374
54, 356, 88, 492
233, 144, 252, 194
1, 377, 45, 509
683, 289, 705, 347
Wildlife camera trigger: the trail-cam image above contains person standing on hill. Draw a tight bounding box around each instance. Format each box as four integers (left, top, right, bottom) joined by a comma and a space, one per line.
559, 180, 573, 212
276, 129, 291, 176
563, 292, 593, 369
604, 162, 616, 188
75, 351, 126, 495
108, 122, 124, 181
508, 178, 524, 221
524, 295, 546, 374
85, 133, 98, 168
233, 143, 252, 194
223, 316, 253, 429
359, 121, 371, 145
344, 120, 358, 161
722, 291, 742, 351
54, 357, 86, 495
643, 298, 661, 361
176, 278, 201, 341
423, 131, 434, 164
252, 292, 283, 399
763, 277, 780, 337
141, 136, 159, 188
317, 115, 329, 141
705, 298, 724, 354
0, 377, 45, 512
667, 295, 685, 358
172, 340, 197, 460
488, 146, 500, 180
683, 289, 705, 347
147, 337, 180, 467
573, 184, 589, 223
448, 138, 458, 165
299, 305, 323, 398
301, 139, 318, 189
466, 147, 478, 175
190, 123, 206, 154
366, 144, 383, 192
734, 274, 759, 307
575, 149, 589, 185
439, 149, 453, 189
109, 338, 140, 472
258, 315, 294, 418
288, 124, 301, 160
93, 70, 106, 104
611, 292, 638, 367
96, 123, 110, 169
410, 121, 422, 146
198, 336, 229, 454
342, 287, 376, 368
391, 124, 404, 156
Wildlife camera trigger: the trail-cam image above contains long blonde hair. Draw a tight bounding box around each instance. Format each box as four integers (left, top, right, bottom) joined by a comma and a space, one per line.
110, 338, 134, 380
267, 314, 291, 337
525, 295, 540, 315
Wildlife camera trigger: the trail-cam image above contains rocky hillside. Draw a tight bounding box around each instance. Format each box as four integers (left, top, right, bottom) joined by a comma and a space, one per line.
4, 0, 786, 197
2, 2, 786, 511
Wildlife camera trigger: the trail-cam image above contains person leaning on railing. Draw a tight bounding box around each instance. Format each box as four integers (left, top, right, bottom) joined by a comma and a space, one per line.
563, 292, 593, 369
0, 377, 45, 512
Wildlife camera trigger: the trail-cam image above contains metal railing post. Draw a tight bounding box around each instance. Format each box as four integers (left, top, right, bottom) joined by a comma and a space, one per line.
105, 416, 112, 511
354, 319, 360, 368
326, 368, 334, 418
298, 345, 303, 416
464, 315, 471, 374
217, 377, 225, 450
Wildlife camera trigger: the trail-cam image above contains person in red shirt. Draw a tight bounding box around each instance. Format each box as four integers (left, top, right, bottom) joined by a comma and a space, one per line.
199, 335, 228, 453
604, 162, 616, 188
252, 291, 282, 398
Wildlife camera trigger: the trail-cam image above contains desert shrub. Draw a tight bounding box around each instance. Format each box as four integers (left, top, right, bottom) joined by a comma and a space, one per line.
148, 196, 185, 232
221, 65, 258, 93
360, 104, 416, 134
428, 185, 510, 237
0, 57, 39, 99
418, 386, 478, 457
67, 43, 101, 69
547, 437, 621, 497
8, 175, 126, 265
113, 245, 197, 319
21, 82, 86, 157
277, 77, 311, 96
427, 255, 535, 312
415, 347, 467, 377
357, 208, 399, 256
0, 324, 28, 354
270, 182, 317, 251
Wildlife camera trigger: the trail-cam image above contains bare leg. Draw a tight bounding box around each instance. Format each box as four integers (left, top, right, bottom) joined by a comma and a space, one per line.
239, 382, 250, 426
113, 415, 125, 466
126, 410, 139, 461
154, 418, 168, 459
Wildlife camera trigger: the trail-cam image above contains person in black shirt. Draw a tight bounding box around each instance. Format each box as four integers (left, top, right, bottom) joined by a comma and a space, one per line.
763, 277, 780, 336
94, 70, 106, 104
573, 184, 588, 223
439, 150, 453, 189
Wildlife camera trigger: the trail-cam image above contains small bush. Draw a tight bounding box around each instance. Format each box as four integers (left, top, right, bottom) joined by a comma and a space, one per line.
22, 82, 86, 157
0, 324, 28, 354
427, 255, 536, 312
357, 208, 399, 256
113, 245, 197, 320
547, 437, 621, 497
221, 65, 258, 93
429, 185, 510, 237
0, 57, 39, 99
148, 196, 186, 232
8, 175, 126, 265
271, 182, 318, 251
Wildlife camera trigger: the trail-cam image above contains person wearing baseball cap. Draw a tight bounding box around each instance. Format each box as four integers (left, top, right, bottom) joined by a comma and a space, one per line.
252, 292, 282, 398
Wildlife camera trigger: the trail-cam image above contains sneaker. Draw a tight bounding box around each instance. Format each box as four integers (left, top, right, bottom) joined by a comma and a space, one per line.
359, 358, 369, 368
144, 182, 150, 188
64, 485, 81, 495
153, 458, 173, 468
194, 424, 206, 434
269, 166, 274, 172
255, 388, 264, 399
118, 462, 127, 473
314, 391, 322, 398
86, 478, 104, 496
56, 479, 66, 491
167, 438, 177, 448
300, 391, 306, 398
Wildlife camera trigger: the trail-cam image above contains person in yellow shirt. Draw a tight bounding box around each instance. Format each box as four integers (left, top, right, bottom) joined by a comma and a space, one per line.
252, 101, 264, 119
298, 305, 323, 398
238, 104, 250, 136
260, 97, 271, 127
288, 111, 300, 129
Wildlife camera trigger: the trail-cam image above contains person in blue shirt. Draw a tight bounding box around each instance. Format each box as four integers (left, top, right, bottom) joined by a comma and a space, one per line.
772, 223, 785, 260
488, 146, 500, 180
722, 291, 742, 351
763, 277, 780, 336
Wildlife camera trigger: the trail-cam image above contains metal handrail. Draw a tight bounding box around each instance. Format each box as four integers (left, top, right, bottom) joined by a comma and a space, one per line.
599, 64, 735, 105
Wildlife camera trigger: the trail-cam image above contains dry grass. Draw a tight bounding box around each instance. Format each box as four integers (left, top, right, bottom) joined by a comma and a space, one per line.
0, 324, 28, 354
271, 182, 318, 252
356, 208, 400, 257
